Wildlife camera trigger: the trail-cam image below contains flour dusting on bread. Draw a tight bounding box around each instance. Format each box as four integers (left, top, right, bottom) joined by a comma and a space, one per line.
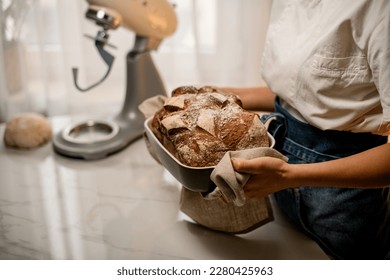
151, 86, 269, 167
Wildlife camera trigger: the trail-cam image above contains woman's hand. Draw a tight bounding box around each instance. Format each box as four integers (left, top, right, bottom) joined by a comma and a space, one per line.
232, 142, 390, 201
231, 156, 292, 200
217, 86, 276, 111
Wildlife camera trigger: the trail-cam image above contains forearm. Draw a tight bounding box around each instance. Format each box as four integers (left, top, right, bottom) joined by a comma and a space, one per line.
218, 86, 276, 111
289, 142, 390, 189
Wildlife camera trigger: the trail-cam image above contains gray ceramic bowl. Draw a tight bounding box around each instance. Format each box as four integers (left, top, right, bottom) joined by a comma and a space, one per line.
144, 117, 275, 193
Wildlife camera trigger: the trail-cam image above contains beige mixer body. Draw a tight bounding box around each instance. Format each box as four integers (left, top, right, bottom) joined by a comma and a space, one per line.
87, 0, 177, 43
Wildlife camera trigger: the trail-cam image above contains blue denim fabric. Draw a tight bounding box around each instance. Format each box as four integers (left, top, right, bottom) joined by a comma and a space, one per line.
261, 98, 390, 259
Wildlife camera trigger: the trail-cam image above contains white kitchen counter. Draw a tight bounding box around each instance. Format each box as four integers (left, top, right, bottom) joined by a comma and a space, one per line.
0, 116, 328, 260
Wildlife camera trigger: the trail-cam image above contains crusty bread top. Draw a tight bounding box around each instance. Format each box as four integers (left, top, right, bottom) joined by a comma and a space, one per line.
151, 86, 269, 167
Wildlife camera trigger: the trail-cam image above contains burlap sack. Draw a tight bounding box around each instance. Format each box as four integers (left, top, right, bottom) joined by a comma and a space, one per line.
180, 187, 274, 234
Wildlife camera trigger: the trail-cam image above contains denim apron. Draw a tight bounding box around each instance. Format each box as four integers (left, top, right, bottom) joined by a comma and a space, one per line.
261, 98, 390, 259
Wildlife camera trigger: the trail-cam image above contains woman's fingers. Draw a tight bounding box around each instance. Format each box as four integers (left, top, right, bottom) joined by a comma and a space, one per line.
231, 156, 292, 199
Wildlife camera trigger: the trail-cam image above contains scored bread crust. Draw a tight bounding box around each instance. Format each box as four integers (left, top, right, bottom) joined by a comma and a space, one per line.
151, 86, 269, 167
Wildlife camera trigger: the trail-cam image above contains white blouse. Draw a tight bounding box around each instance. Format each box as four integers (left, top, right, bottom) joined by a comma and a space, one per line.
261, 0, 390, 135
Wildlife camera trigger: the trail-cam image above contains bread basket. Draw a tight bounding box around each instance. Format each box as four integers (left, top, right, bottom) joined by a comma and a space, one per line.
144, 116, 275, 193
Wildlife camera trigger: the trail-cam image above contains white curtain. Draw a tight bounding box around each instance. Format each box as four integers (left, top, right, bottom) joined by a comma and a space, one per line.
0, 0, 272, 122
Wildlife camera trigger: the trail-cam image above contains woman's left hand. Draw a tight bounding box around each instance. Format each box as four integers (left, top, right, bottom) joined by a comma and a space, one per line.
231, 156, 292, 200
232, 142, 390, 200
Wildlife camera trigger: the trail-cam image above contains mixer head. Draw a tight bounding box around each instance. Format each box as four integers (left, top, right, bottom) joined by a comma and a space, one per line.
87, 0, 177, 47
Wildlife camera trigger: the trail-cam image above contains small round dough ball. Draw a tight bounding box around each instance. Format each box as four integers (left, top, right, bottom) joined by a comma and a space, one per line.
3, 113, 52, 149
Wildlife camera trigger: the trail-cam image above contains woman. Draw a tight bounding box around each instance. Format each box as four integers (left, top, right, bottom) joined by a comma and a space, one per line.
224, 0, 390, 259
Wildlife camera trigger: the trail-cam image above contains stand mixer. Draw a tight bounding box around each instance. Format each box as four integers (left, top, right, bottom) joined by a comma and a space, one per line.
52, 0, 177, 160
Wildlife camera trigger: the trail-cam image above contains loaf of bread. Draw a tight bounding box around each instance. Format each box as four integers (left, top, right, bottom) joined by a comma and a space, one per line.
151, 86, 269, 167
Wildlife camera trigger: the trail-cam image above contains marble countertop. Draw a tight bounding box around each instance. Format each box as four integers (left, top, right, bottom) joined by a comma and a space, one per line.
0, 116, 328, 260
